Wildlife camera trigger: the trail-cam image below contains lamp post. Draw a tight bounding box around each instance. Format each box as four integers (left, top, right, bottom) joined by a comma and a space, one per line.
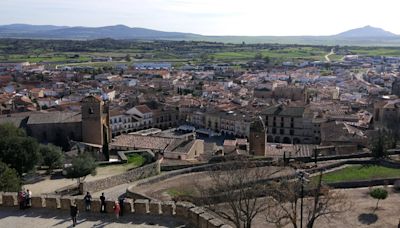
296, 170, 310, 228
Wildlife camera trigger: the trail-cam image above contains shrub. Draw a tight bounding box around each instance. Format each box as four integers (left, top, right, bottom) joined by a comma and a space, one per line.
369, 188, 388, 211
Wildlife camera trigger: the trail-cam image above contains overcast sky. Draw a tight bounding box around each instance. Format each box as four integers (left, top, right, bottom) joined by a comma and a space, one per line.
1, 0, 399, 36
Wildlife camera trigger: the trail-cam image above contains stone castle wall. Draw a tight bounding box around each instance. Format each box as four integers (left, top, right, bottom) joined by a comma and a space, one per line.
80, 159, 162, 194
0, 192, 233, 228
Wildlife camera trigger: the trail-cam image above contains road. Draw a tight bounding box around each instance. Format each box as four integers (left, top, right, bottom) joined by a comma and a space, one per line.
354, 69, 383, 89
324, 48, 334, 62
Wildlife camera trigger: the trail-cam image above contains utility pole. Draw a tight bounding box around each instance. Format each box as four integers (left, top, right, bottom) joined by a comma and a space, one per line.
300, 180, 304, 228
296, 170, 309, 228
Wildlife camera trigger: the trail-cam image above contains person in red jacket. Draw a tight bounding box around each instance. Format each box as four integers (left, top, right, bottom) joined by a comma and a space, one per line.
113, 201, 120, 219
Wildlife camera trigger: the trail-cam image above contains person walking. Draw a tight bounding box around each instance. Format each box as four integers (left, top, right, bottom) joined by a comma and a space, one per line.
70, 202, 79, 227
18, 190, 26, 210
26, 189, 32, 208
84, 192, 92, 211
100, 193, 106, 213
113, 201, 120, 219
118, 197, 124, 217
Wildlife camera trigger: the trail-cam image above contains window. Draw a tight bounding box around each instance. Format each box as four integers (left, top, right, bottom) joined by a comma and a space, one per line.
272, 128, 276, 134
280, 129, 284, 135
89, 107, 94, 114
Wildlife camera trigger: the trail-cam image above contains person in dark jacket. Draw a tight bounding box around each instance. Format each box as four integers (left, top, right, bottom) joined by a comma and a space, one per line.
70, 202, 79, 227
84, 192, 92, 211
118, 197, 124, 217
100, 193, 106, 213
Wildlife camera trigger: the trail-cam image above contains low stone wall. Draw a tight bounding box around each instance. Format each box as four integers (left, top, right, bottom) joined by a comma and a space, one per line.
0, 192, 232, 228
80, 159, 162, 194
327, 178, 399, 188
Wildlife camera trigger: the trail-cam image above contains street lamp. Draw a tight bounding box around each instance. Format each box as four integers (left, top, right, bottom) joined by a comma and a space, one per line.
296, 170, 310, 228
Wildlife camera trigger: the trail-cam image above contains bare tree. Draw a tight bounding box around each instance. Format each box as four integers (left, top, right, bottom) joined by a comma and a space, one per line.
265, 173, 352, 228
197, 158, 283, 228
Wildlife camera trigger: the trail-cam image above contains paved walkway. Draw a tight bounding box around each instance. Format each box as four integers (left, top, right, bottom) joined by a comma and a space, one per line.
0, 207, 190, 228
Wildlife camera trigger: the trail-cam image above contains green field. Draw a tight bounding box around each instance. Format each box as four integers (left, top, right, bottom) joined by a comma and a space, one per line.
327, 54, 344, 61
349, 47, 400, 56
211, 47, 328, 61
319, 165, 400, 183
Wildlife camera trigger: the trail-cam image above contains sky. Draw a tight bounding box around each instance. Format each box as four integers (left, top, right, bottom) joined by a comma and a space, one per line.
1, 0, 400, 36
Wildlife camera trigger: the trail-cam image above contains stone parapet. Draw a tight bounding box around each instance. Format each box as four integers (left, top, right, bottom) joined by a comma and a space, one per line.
149, 201, 161, 215
189, 206, 205, 226
161, 201, 175, 216
175, 201, 195, 219
31, 196, 44, 208
45, 197, 59, 209
134, 199, 149, 214
0, 192, 233, 227
2, 192, 17, 207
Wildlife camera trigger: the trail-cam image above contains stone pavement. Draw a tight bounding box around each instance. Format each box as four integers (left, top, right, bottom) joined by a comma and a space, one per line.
0, 207, 190, 228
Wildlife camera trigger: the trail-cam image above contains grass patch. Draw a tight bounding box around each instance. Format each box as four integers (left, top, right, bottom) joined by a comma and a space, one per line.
127, 154, 146, 167
166, 188, 195, 197
318, 165, 400, 184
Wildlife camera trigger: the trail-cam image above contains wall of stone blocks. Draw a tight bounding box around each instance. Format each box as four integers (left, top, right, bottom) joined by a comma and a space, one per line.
123, 199, 134, 213
60, 197, 74, 210
81, 159, 162, 194
189, 206, 205, 226
105, 200, 116, 213
175, 201, 195, 219
134, 199, 149, 214
2, 193, 17, 207
149, 201, 161, 215
0, 192, 234, 228
45, 197, 60, 209
161, 201, 175, 216
31, 196, 45, 208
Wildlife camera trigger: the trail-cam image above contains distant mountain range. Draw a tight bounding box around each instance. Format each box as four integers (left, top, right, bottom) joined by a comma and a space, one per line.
1, 24, 400, 46
335, 25, 397, 38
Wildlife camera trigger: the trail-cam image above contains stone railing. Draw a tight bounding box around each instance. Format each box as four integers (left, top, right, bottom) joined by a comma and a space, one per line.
0, 192, 233, 228
80, 158, 163, 194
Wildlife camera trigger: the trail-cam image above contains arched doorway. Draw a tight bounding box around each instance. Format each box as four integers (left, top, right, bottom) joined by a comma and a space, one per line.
274, 136, 280, 143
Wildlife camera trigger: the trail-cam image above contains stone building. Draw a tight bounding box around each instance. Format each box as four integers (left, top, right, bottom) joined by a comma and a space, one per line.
81, 95, 111, 147
263, 104, 321, 144
392, 77, 400, 97
0, 95, 111, 151
249, 118, 266, 156
373, 98, 400, 129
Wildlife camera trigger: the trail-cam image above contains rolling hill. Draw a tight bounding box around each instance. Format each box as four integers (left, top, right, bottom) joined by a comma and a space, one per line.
1, 24, 400, 46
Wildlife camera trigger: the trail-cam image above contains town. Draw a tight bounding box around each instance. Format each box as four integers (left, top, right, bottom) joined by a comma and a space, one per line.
1, 37, 400, 227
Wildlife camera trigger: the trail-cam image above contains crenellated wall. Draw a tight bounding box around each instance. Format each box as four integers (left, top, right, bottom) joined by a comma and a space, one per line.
0, 192, 233, 228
